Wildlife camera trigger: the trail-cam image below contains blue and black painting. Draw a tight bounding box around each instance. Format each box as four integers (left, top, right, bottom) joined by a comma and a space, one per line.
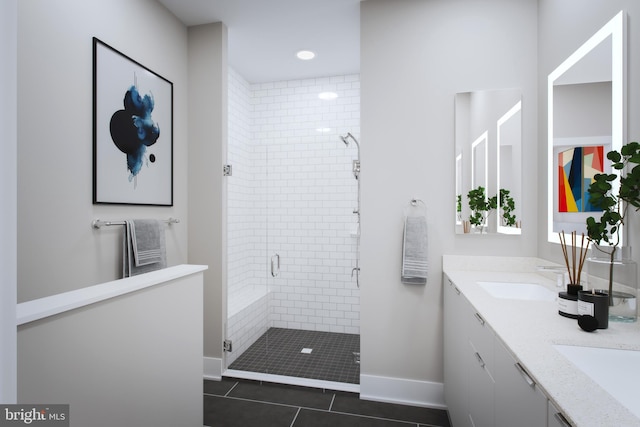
109, 85, 160, 182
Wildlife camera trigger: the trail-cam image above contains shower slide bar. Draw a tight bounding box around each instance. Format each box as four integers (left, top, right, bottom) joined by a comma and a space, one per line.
91, 218, 180, 229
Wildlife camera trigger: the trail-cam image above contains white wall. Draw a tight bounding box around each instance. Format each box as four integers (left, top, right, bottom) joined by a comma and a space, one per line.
537, 0, 640, 271
0, 0, 18, 405
187, 22, 228, 366
17, 0, 189, 302
360, 0, 537, 404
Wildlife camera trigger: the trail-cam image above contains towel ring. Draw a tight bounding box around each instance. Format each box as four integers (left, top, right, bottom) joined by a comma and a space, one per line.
405, 199, 427, 218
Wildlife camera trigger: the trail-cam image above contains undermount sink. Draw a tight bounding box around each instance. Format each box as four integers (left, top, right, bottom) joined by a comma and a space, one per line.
477, 281, 556, 301
554, 345, 640, 419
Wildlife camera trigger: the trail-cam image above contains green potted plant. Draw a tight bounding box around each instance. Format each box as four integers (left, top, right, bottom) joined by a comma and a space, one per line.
489, 188, 517, 227
467, 187, 518, 233
467, 186, 490, 233
586, 141, 640, 309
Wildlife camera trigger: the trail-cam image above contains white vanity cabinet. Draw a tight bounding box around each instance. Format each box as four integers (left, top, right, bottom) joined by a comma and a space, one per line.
443, 277, 471, 427
494, 338, 548, 427
467, 305, 495, 427
547, 401, 572, 427
443, 274, 551, 427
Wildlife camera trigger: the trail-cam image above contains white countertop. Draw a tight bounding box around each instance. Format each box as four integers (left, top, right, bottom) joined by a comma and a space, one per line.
443, 255, 640, 427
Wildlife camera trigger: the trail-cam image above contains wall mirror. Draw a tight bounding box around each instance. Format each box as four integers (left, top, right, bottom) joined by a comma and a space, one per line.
455, 89, 522, 234
547, 10, 626, 244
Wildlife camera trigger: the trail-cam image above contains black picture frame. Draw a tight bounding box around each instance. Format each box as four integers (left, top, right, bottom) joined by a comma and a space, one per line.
93, 37, 173, 206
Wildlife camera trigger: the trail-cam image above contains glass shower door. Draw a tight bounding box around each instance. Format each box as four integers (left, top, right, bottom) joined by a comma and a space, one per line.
224, 132, 271, 376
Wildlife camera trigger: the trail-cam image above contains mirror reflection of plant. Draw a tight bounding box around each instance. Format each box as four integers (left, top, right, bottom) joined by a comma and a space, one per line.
586, 141, 640, 304
467, 186, 491, 231
489, 189, 517, 227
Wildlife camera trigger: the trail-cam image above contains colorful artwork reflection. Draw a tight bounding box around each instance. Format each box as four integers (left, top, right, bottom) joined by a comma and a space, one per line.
558, 146, 604, 212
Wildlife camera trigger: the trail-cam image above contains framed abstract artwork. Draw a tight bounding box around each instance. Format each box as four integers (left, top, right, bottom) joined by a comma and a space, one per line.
558, 146, 604, 212
93, 37, 173, 206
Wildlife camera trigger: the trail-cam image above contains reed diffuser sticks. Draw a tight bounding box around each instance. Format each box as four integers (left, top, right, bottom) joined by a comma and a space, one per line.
558, 230, 590, 285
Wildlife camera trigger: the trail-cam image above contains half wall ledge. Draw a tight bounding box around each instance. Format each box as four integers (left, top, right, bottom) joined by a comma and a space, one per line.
16, 264, 208, 325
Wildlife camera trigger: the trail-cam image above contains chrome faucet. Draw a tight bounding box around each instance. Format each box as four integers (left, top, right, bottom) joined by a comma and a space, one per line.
536, 265, 568, 288
351, 267, 360, 288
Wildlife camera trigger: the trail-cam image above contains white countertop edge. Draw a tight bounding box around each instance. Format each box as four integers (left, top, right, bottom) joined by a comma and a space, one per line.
17, 264, 208, 326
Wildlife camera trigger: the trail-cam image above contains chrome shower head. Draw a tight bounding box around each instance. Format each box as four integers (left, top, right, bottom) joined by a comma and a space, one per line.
340, 132, 360, 180
340, 132, 359, 149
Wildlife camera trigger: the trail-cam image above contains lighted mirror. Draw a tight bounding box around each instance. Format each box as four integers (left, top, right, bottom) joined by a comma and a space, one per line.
497, 100, 522, 234
472, 132, 488, 191
455, 89, 522, 234
547, 10, 626, 244
455, 153, 463, 225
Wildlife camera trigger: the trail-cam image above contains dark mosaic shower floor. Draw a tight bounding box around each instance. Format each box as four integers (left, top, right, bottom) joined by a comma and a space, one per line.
228, 328, 360, 384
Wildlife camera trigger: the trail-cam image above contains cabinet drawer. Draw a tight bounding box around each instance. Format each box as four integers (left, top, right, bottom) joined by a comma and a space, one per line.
494, 339, 547, 427
548, 400, 572, 427
468, 306, 494, 374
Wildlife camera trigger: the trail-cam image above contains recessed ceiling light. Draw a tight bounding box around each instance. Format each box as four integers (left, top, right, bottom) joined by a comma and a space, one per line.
318, 91, 338, 100
296, 50, 315, 60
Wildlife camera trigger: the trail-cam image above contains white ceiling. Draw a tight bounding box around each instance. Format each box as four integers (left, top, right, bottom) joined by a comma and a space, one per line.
157, 0, 361, 83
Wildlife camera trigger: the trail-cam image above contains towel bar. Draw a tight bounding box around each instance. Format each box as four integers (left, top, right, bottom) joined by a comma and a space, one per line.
92, 218, 179, 229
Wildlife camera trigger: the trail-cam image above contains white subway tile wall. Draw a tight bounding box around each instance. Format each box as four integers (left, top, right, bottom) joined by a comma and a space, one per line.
228, 68, 361, 344
226, 291, 268, 366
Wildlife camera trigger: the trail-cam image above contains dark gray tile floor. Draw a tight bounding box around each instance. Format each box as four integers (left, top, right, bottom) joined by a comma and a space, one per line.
228, 327, 360, 384
204, 378, 451, 427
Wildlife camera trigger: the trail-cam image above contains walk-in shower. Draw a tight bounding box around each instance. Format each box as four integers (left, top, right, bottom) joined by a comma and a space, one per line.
225, 70, 361, 392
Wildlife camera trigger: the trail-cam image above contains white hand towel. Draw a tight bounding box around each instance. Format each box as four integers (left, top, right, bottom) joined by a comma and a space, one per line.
401, 216, 428, 285
123, 219, 167, 277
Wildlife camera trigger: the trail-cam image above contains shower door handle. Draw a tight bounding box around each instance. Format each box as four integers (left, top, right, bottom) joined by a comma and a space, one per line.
271, 254, 280, 277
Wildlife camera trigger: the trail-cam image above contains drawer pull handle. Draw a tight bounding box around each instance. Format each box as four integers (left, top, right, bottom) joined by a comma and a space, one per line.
454, 286, 461, 295
514, 362, 536, 387
554, 412, 571, 427
474, 352, 485, 368
474, 312, 485, 325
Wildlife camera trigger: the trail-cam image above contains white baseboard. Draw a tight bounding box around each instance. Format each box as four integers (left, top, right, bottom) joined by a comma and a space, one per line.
203, 357, 222, 380
360, 374, 446, 409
